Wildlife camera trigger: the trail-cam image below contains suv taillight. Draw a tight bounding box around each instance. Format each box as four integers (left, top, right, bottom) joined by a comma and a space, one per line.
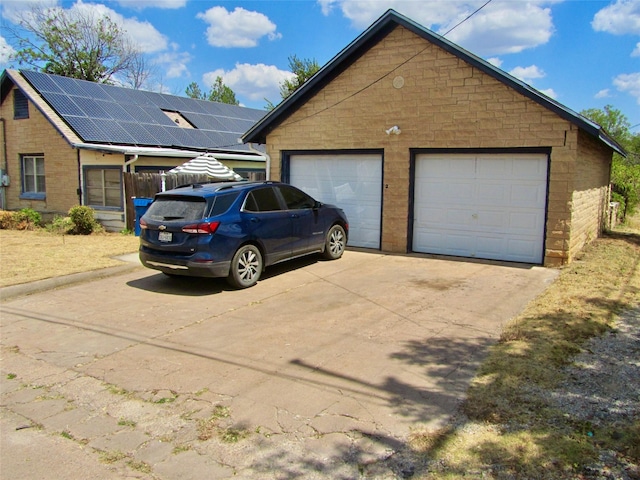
182, 221, 220, 234
140, 218, 148, 230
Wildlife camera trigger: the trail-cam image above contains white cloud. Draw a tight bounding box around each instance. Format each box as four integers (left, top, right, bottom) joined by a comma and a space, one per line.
1, 1, 168, 54
595, 88, 611, 99
154, 48, 191, 79
509, 64, 554, 97
69, 1, 168, 53
318, 0, 339, 16
442, 2, 556, 55
1, 0, 57, 24
318, 0, 557, 56
486, 57, 503, 68
509, 65, 546, 83
613, 72, 640, 105
592, 0, 640, 35
633, 42, 640, 56
0, 36, 16, 65
196, 6, 281, 48
538, 88, 557, 99
203, 63, 295, 103
114, 0, 187, 9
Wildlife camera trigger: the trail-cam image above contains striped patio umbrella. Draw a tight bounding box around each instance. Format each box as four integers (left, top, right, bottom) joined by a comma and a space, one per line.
169, 154, 243, 181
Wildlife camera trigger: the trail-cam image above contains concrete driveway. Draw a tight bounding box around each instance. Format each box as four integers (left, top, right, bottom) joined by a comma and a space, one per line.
0, 251, 557, 479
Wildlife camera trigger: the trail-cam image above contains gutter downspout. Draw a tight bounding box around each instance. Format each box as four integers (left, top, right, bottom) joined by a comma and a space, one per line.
0, 118, 7, 210
124, 153, 139, 172
123, 154, 139, 230
248, 143, 270, 180
76, 149, 82, 204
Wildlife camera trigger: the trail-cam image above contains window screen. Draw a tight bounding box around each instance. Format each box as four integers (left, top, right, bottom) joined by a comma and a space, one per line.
85, 168, 122, 208
21, 155, 45, 194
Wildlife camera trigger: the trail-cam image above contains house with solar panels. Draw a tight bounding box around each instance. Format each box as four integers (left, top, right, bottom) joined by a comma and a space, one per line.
0, 69, 267, 231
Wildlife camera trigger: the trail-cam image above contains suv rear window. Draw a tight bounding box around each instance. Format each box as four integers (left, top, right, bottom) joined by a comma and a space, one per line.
144, 196, 207, 222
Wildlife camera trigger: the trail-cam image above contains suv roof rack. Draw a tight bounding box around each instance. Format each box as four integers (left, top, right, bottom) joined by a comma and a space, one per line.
168, 180, 277, 193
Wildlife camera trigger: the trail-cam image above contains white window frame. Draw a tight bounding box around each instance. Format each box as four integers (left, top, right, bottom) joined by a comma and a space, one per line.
83, 166, 123, 210
21, 154, 45, 200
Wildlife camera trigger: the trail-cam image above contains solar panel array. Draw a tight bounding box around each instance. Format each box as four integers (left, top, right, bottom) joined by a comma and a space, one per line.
21, 70, 265, 152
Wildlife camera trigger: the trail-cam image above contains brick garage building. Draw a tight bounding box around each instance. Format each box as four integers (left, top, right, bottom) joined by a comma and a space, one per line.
244, 10, 625, 266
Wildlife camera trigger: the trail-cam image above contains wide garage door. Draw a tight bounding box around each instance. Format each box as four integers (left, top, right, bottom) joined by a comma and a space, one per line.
413, 153, 548, 263
289, 154, 382, 249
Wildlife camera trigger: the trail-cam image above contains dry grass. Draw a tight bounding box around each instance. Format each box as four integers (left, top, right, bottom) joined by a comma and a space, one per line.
0, 229, 139, 287
1, 217, 639, 477
411, 219, 640, 479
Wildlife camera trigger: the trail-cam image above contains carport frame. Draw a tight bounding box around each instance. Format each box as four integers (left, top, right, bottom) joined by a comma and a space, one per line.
407, 146, 552, 263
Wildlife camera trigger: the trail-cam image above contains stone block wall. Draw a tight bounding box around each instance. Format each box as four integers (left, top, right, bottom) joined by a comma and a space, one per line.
568, 130, 613, 261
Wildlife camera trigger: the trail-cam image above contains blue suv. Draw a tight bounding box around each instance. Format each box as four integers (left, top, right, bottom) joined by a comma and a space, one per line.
139, 181, 348, 288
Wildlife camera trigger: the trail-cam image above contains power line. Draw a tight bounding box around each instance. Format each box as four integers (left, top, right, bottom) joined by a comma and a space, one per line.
279, 2, 494, 129
443, 0, 493, 37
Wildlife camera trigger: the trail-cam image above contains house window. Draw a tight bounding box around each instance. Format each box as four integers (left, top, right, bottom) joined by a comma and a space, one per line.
14, 90, 29, 119
84, 167, 122, 208
21, 155, 45, 199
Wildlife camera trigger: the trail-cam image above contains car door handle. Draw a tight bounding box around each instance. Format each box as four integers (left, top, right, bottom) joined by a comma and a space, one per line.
250, 217, 260, 223
290, 214, 299, 219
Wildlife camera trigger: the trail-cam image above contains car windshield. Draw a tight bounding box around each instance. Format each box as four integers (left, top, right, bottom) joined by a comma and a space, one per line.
144, 196, 207, 222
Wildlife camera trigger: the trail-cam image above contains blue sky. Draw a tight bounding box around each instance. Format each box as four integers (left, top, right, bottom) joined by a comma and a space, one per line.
1, 0, 639, 129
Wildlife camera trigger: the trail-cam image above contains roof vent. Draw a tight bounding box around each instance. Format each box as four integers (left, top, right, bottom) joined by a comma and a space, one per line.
163, 110, 194, 129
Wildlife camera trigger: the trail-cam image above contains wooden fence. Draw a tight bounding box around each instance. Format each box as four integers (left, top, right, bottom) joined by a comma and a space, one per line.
123, 172, 210, 231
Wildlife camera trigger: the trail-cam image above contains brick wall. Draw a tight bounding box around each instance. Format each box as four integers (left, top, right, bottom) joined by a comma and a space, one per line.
1, 85, 79, 219
265, 26, 613, 265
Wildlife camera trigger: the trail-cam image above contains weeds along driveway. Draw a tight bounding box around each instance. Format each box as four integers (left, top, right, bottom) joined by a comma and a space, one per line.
0, 251, 558, 479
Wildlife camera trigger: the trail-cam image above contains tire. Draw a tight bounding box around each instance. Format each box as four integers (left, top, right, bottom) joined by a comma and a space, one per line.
227, 244, 263, 288
322, 224, 346, 260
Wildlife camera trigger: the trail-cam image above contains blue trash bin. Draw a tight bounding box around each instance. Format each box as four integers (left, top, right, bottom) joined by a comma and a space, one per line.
133, 197, 153, 236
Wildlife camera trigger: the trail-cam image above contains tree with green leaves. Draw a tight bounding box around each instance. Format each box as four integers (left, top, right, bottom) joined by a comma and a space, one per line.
581, 105, 640, 221
279, 55, 320, 100
185, 77, 238, 105
208, 76, 239, 105
185, 82, 205, 100
10, 5, 143, 84
263, 55, 320, 110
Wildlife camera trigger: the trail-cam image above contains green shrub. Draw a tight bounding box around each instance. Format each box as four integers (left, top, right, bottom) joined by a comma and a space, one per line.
46, 215, 74, 234
68, 205, 99, 235
0, 209, 42, 230
15, 208, 41, 229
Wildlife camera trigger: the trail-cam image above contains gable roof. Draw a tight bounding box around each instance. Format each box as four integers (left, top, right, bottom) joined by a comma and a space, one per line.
242, 9, 625, 156
1, 69, 266, 155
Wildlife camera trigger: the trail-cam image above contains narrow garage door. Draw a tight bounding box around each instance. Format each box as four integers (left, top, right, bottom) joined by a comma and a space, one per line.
413, 153, 548, 263
289, 154, 382, 249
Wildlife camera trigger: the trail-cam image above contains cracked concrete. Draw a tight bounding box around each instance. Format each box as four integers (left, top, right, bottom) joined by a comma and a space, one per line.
1, 250, 558, 478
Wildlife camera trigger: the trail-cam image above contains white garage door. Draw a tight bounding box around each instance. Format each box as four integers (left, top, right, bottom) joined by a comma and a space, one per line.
413, 153, 548, 263
289, 154, 382, 248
